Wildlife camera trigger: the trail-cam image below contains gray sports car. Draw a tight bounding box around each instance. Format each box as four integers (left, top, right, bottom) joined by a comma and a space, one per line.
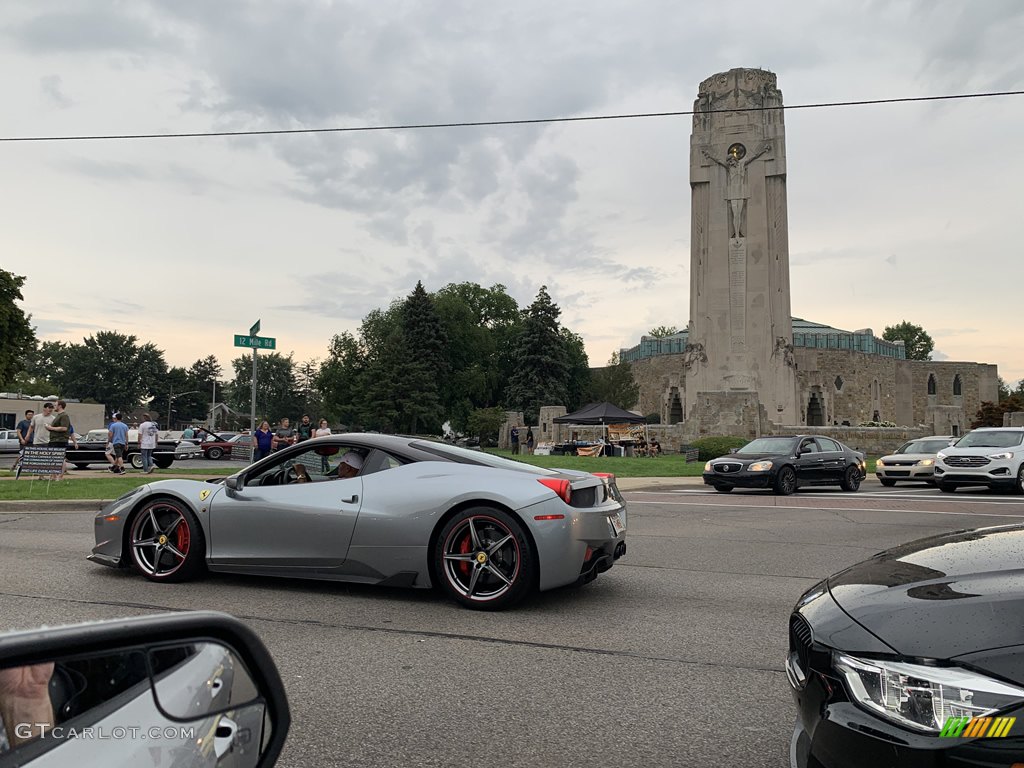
89, 434, 628, 610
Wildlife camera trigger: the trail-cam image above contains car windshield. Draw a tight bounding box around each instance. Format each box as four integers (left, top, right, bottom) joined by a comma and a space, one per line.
954, 431, 1024, 449
411, 440, 556, 475
736, 437, 798, 454
896, 439, 951, 454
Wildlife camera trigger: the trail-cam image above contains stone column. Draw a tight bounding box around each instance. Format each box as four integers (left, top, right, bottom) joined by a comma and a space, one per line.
685, 68, 798, 430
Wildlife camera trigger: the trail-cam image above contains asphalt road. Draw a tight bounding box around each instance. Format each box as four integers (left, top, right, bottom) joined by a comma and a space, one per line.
2, 481, 1023, 767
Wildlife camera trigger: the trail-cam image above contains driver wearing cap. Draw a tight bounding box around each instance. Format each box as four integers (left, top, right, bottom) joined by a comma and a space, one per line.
333, 451, 363, 479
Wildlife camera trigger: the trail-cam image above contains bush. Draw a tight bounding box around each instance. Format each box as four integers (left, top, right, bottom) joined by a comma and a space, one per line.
691, 436, 750, 462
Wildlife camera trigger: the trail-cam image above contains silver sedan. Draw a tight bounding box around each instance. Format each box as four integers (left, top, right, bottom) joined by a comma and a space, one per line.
89, 434, 628, 610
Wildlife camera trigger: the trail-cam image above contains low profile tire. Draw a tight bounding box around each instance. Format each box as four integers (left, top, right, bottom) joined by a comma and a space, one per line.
714, 486, 733, 493
840, 465, 862, 492
129, 453, 144, 470
128, 498, 205, 583
434, 507, 536, 611
938, 483, 957, 494
774, 466, 797, 496
208, 447, 224, 460
879, 478, 897, 487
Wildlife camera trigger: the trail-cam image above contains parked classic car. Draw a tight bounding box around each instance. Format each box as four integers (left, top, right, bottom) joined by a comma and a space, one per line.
65, 429, 197, 470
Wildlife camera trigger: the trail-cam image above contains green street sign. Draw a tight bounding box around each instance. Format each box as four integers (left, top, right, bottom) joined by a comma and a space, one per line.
234, 334, 276, 350
250, 319, 261, 336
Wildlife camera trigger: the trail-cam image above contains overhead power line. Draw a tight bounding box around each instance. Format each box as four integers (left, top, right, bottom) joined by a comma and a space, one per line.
2, 89, 1022, 143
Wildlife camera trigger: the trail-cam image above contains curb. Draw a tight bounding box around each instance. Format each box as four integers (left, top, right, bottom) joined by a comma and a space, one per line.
0, 499, 110, 513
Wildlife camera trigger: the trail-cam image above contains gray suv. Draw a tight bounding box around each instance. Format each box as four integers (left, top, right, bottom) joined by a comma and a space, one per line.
934, 427, 1024, 493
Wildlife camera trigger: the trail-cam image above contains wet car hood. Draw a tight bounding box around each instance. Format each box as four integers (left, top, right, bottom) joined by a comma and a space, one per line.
714, 452, 790, 463
828, 525, 1024, 660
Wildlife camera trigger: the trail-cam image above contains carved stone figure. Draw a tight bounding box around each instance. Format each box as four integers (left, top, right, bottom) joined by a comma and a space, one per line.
773, 336, 796, 368
702, 142, 772, 238
681, 342, 708, 370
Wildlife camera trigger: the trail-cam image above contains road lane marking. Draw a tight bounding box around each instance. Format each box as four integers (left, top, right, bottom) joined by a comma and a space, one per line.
626, 500, 1024, 518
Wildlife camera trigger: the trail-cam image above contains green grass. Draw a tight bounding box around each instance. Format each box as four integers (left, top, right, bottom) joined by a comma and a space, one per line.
483, 449, 705, 477
0, 476, 158, 500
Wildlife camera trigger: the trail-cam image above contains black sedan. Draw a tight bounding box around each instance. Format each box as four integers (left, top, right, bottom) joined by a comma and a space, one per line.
702, 435, 866, 495
789, 525, 1024, 767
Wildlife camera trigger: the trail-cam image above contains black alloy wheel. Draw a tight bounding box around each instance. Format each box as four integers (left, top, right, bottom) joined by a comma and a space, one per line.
435, 507, 535, 610
774, 466, 797, 496
840, 465, 862, 492
129, 499, 205, 582
879, 478, 897, 487
208, 447, 224, 460
1017, 465, 1024, 495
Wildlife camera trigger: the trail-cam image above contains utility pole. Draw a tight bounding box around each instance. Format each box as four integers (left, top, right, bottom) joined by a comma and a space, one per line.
249, 320, 260, 460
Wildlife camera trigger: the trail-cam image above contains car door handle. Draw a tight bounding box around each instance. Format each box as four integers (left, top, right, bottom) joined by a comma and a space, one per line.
214, 716, 238, 759
815, 459, 825, 463
341, 495, 358, 504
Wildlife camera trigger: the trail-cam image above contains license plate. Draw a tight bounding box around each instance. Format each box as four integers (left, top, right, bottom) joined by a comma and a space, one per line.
608, 512, 626, 537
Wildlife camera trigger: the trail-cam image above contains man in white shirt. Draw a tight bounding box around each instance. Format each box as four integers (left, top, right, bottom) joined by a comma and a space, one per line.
138, 413, 159, 474
25, 403, 56, 446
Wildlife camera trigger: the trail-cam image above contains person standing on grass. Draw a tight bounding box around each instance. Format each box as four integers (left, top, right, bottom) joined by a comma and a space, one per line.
12, 409, 33, 472
44, 400, 72, 480
26, 402, 56, 446
108, 412, 129, 474
526, 427, 535, 455
510, 425, 520, 455
138, 412, 159, 474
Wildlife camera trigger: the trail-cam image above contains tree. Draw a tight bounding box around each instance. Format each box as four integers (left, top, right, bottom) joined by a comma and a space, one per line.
316, 332, 366, 426
882, 321, 934, 361
294, 358, 323, 418
467, 406, 507, 443
389, 281, 446, 434
998, 376, 1011, 401
588, 352, 640, 410
505, 286, 569, 423
227, 352, 299, 424
59, 332, 167, 414
560, 328, 591, 413
648, 326, 679, 338
972, 395, 1024, 428
0, 270, 37, 389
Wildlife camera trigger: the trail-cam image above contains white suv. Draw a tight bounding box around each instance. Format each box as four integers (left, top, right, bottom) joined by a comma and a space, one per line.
934, 427, 1024, 493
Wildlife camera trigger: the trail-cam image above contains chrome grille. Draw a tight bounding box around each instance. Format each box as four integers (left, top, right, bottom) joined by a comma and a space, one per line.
944, 455, 990, 468
714, 462, 742, 473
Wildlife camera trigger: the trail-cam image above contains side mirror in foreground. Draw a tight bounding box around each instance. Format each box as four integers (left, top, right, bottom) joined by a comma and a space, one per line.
0, 611, 289, 767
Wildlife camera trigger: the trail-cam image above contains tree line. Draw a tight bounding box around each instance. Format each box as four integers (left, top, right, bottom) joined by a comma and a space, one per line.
1, 270, 640, 433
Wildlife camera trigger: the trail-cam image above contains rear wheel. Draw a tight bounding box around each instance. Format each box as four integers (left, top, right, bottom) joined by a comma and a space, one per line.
840, 465, 862, 492
128, 499, 205, 582
879, 478, 897, 487
434, 507, 535, 610
129, 453, 144, 470
774, 466, 797, 496
208, 447, 224, 460
714, 486, 733, 493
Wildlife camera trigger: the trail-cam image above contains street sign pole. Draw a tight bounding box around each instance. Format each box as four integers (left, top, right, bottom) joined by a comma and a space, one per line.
251, 346, 258, 451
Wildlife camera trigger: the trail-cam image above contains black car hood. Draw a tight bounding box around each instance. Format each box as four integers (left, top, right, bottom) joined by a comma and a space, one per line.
828, 525, 1024, 660
719, 452, 787, 463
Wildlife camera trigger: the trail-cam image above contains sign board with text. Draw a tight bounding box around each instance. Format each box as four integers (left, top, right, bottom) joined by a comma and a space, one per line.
17, 446, 67, 477
233, 335, 276, 350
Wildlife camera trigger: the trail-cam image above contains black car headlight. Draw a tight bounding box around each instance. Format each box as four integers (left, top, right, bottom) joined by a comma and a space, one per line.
834, 652, 1024, 733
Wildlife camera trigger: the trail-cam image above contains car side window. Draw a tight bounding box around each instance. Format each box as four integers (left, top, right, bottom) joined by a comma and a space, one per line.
800, 439, 818, 454
817, 438, 841, 452
360, 449, 406, 476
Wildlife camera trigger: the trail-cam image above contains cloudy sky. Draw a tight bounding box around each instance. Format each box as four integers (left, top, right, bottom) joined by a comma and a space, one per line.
3, 0, 1023, 385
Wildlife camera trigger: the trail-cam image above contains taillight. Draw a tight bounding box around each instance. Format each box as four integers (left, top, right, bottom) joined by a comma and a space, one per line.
592, 472, 615, 481
537, 478, 572, 504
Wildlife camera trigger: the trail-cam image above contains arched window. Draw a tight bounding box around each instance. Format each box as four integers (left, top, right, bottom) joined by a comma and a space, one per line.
872, 379, 880, 401
953, 374, 963, 396
927, 374, 936, 395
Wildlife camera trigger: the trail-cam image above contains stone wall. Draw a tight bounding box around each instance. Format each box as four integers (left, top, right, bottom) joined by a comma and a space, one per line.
793, 349, 902, 426
629, 353, 685, 421
772, 425, 932, 456
498, 410, 524, 450
909, 361, 998, 432
1004, 412, 1024, 427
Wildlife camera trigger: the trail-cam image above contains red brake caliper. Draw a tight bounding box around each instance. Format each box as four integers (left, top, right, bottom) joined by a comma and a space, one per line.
457, 526, 472, 577
175, 516, 190, 559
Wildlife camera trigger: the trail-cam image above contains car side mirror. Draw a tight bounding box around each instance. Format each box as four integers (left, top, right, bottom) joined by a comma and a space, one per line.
225, 476, 241, 491
799, 446, 811, 454
0, 611, 289, 767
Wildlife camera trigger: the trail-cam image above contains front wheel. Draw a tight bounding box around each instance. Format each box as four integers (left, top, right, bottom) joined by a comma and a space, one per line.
1016, 466, 1024, 495
128, 499, 205, 582
208, 447, 224, 460
938, 483, 957, 494
129, 453, 144, 470
434, 507, 536, 610
774, 466, 797, 496
714, 486, 733, 493
840, 465, 862, 492
879, 478, 897, 487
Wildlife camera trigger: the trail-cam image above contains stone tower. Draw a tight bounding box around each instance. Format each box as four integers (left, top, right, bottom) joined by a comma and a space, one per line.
684, 68, 798, 432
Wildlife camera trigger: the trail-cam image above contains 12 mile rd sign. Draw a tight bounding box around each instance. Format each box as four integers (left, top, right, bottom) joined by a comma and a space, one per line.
234, 334, 276, 349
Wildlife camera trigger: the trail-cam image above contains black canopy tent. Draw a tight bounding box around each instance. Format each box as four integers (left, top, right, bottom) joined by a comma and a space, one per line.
553, 402, 646, 425
553, 402, 647, 454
